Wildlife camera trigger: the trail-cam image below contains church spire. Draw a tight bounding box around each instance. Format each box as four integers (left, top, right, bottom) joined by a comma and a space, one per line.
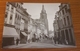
42, 5, 44, 10
40, 5, 49, 35
41, 5, 46, 13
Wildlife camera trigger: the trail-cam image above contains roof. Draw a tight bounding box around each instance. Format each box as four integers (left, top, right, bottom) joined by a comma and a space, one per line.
3, 26, 19, 38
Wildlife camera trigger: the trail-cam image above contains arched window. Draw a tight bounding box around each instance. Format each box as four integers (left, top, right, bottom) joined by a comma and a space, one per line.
10, 15, 12, 20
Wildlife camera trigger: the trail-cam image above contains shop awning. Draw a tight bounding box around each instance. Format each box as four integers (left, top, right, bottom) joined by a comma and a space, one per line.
3, 26, 19, 38
21, 32, 27, 36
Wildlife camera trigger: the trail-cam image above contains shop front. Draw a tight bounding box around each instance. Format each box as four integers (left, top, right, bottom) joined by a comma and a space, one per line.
20, 32, 27, 44
2, 26, 19, 47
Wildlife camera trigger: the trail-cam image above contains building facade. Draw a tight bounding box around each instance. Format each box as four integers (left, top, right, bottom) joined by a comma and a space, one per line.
27, 18, 36, 43
53, 15, 60, 44
15, 3, 30, 44
53, 3, 75, 45
3, 2, 19, 46
2, 2, 30, 47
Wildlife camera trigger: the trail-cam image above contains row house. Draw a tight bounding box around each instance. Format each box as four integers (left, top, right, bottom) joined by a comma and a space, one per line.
27, 18, 37, 43
53, 3, 75, 45
16, 4, 30, 44
2, 2, 30, 47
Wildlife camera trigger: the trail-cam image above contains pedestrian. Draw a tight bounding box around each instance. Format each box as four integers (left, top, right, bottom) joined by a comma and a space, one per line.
16, 38, 19, 45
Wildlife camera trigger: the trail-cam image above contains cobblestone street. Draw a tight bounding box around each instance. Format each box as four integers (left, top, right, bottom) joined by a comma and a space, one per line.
3, 42, 76, 48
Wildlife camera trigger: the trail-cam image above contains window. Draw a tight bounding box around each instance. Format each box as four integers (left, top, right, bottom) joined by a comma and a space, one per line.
65, 29, 69, 44
59, 12, 61, 16
64, 18, 66, 26
16, 3, 18, 7
18, 16, 20, 20
6, 4, 9, 10
10, 15, 12, 20
62, 10, 64, 15
18, 15, 19, 19
5, 12, 8, 23
11, 7, 14, 12
69, 28, 74, 44
5, 12, 8, 18
60, 19, 63, 28
9, 15, 13, 24
11, 6, 13, 9
7, 4, 9, 7
65, 6, 67, 13
16, 3, 20, 8
19, 16, 21, 20
67, 16, 70, 25
18, 5, 20, 8
15, 14, 17, 23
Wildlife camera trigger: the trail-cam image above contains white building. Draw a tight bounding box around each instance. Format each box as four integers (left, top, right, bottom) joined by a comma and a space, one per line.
2, 2, 30, 47
3, 2, 20, 46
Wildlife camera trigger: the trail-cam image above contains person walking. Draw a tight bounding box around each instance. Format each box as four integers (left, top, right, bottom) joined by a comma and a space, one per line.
16, 38, 19, 45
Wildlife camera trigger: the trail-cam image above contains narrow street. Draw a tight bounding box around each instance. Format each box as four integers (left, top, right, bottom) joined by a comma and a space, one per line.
3, 42, 75, 48
17, 42, 57, 48
3, 38, 76, 48
18, 42, 75, 48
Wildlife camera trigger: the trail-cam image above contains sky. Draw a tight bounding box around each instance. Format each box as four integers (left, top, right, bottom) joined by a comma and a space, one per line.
22, 3, 60, 31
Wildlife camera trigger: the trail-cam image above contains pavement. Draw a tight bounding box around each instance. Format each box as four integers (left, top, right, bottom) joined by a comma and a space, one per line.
3, 42, 76, 49
40, 38, 54, 44
3, 44, 27, 49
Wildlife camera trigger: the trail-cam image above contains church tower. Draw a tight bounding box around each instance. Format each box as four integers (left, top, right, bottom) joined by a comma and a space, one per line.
40, 5, 49, 35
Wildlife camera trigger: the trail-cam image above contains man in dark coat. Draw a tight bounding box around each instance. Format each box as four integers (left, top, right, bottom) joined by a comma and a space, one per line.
16, 38, 19, 45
